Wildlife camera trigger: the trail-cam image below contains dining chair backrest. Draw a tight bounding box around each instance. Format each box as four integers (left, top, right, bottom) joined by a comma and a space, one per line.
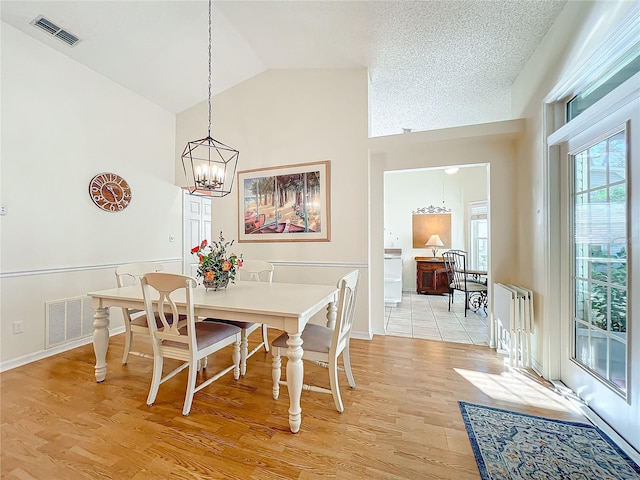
442, 250, 467, 290
116, 262, 163, 287
236, 259, 274, 283
141, 272, 197, 349
331, 270, 359, 356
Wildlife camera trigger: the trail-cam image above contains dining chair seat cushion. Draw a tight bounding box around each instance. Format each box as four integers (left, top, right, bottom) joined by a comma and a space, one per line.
204, 318, 256, 330
272, 323, 332, 354
131, 312, 186, 328
450, 281, 487, 292
162, 322, 241, 350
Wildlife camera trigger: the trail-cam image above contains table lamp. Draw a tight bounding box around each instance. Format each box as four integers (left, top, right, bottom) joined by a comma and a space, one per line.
425, 234, 445, 258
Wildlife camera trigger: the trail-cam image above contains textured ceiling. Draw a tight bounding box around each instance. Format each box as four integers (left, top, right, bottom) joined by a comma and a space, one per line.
1, 0, 567, 137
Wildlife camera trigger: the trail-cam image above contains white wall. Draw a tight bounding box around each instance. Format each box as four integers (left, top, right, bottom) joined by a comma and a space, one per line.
175, 69, 371, 336
0, 23, 182, 366
384, 166, 487, 290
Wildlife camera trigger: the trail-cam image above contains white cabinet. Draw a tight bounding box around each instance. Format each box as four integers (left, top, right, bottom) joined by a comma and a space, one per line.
384, 248, 403, 307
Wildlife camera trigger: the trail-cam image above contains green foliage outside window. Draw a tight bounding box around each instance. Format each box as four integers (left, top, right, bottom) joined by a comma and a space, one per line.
590, 248, 627, 333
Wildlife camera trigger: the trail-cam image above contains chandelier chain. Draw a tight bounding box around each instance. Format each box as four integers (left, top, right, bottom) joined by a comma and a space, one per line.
208, 0, 212, 137
180, 0, 239, 198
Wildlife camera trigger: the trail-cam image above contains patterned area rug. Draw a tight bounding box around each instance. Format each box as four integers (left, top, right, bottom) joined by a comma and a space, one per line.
459, 401, 640, 480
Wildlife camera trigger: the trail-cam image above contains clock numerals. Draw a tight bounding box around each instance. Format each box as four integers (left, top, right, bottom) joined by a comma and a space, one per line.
89, 173, 131, 212
92, 175, 107, 188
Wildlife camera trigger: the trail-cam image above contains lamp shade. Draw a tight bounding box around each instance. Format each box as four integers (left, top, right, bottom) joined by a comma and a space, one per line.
425, 234, 445, 247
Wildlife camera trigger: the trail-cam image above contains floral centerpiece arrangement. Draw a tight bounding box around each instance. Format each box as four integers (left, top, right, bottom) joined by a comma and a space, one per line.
191, 232, 242, 290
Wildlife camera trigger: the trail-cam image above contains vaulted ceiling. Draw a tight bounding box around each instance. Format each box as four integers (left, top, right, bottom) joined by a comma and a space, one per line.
1, 1, 567, 136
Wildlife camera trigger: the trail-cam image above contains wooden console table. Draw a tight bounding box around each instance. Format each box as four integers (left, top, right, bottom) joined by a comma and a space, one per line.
415, 257, 449, 295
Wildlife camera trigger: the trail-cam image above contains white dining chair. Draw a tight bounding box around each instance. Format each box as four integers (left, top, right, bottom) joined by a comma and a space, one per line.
271, 270, 359, 413
205, 259, 274, 376
115, 262, 179, 364
141, 272, 241, 416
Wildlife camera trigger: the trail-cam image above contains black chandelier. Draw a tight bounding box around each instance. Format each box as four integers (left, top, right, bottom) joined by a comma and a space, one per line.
181, 0, 238, 198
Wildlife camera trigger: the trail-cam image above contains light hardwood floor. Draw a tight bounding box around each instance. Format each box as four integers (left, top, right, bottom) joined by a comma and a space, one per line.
1, 331, 585, 480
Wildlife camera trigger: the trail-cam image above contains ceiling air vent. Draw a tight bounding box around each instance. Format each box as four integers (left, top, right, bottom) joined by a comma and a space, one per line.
30, 15, 80, 47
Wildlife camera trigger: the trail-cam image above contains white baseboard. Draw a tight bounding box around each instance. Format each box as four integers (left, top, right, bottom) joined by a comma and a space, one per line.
351, 329, 373, 341
0, 326, 125, 373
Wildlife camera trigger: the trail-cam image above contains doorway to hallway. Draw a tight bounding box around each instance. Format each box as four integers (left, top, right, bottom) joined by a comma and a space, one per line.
383, 164, 490, 346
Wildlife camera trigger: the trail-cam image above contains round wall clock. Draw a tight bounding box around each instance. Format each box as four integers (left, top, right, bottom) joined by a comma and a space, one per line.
89, 172, 132, 212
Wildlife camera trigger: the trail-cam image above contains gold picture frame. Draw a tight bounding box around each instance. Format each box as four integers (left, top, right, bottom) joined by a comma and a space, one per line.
238, 161, 331, 243
412, 213, 451, 249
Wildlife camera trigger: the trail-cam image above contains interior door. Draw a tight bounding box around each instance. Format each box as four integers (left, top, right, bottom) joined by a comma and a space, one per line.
559, 96, 639, 451
182, 191, 211, 276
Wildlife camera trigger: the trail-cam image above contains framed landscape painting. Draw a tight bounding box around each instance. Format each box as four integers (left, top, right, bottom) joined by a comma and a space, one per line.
237, 161, 331, 242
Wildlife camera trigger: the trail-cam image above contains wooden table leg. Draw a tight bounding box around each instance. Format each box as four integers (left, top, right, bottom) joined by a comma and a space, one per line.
92, 306, 109, 382
240, 330, 249, 377
286, 332, 304, 433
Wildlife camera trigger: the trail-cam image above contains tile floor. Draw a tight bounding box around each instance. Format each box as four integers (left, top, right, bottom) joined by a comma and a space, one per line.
385, 290, 490, 346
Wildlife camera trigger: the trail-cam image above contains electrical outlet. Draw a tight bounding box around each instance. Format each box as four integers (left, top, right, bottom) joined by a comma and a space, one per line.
12, 321, 24, 334
0, 204, 7, 216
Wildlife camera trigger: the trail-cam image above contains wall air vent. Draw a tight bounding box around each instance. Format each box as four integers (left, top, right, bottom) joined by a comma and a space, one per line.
45, 295, 94, 349
30, 15, 81, 47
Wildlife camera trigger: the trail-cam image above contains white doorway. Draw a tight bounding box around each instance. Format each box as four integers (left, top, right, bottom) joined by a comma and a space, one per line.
182, 191, 211, 276
383, 164, 491, 345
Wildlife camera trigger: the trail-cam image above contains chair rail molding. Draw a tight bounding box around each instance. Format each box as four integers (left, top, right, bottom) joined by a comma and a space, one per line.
270, 260, 366, 269
0, 258, 183, 278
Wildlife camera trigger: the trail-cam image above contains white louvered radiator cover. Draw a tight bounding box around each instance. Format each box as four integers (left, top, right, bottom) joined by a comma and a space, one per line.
493, 283, 534, 368
45, 296, 94, 349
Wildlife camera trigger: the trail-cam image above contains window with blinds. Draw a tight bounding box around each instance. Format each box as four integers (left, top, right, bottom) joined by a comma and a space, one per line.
469, 201, 488, 270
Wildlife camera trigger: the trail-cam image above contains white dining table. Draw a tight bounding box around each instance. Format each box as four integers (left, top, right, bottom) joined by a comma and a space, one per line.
88, 279, 339, 433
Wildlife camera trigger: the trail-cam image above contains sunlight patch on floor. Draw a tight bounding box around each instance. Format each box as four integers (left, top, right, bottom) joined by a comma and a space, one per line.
454, 367, 574, 413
